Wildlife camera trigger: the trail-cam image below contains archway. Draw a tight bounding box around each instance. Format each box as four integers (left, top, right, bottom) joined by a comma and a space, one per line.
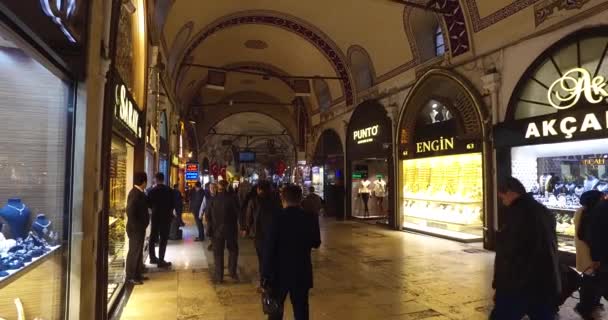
312, 129, 345, 216
396, 69, 490, 245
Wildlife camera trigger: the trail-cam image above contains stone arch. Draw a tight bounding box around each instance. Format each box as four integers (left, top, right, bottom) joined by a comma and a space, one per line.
347, 45, 376, 92
313, 129, 344, 163
176, 10, 356, 106
397, 69, 488, 147
404, 7, 447, 62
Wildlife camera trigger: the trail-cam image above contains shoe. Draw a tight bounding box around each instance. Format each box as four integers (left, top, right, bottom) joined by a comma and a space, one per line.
141, 267, 149, 274
149, 257, 159, 264
195, 237, 204, 242
157, 261, 172, 268
127, 279, 143, 285
574, 304, 594, 320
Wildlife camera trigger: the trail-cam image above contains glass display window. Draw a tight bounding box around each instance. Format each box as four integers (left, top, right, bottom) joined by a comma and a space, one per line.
312, 166, 324, 198
511, 138, 608, 253
107, 135, 134, 308
0, 31, 74, 318
401, 153, 484, 241
351, 160, 389, 220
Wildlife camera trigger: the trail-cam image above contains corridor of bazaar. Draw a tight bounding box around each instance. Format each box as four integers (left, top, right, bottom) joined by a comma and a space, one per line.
2, 0, 608, 319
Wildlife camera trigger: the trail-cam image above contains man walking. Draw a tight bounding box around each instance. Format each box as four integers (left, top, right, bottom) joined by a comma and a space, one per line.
147, 172, 175, 268
491, 177, 561, 320
169, 184, 184, 240
262, 185, 321, 320
244, 181, 280, 278
302, 186, 323, 216
125, 172, 149, 285
207, 180, 240, 282
190, 182, 206, 241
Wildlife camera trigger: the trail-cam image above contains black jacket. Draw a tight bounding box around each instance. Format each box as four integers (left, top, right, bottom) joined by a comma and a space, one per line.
493, 194, 561, 301
207, 192, 240, 238
189, 188, 205, 217
126, 187, 149, 232
262, 206, 321, 290
591, 200, 608, 267
148, 184, 175, 223
245, 194, 281, 242
173, 188, 183, 213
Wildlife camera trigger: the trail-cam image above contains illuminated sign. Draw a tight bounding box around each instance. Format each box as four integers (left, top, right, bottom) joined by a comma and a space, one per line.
525, 111, 608, 139
149, 126, 158, 151
171, 155, 179, 166
185, 163, 199, 181
548, 68, 608, 110
114, 84, 142, 138
40, 0, 77, 43
582, 158, 606, 167
353, 125, 379, 144
416, 137, 454, 154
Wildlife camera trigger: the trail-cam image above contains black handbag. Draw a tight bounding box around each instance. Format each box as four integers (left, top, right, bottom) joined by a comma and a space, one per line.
261, 290, 281, 315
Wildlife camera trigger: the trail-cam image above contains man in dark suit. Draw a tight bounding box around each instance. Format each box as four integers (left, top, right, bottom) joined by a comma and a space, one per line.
126, 172, 149, 285
147, 172, 175, 268
190, 181, 206, 241
207, 180, 240, 283
262, 185, 321, 320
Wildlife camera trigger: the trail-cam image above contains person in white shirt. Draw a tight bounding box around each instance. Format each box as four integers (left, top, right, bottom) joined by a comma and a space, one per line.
373, 177, 387, 214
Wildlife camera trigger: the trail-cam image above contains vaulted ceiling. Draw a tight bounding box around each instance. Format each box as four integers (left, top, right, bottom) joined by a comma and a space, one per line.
150, 0, 606, 149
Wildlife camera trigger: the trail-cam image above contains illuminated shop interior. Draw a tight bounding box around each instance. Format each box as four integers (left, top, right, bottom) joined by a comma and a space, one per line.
511, 138, 608, 253
401, 153, 483, 241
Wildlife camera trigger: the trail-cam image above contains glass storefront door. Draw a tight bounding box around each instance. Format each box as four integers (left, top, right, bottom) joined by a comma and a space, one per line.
107, 135, 134, 309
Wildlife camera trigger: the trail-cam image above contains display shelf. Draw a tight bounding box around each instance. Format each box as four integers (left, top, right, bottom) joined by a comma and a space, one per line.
404, 214, 483, 227
109, 216, 118, 226
545, 206, 577, 213
403, 222, 482, 243
0, 245, 61, 290
402, 197, 482, 205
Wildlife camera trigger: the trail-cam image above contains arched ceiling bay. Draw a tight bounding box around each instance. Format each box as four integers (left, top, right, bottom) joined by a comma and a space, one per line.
178, 24, 341, 109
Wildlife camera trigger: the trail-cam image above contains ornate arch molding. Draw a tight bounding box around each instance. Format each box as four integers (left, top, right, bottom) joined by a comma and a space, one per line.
397, 69, 488, 146
313, 129, 344, 162
177, 10, 355, 106
201, 109, 298, 144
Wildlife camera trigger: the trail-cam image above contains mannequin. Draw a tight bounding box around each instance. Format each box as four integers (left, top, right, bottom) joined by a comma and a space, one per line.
373, 177, 387, 214
0, 198, 31, 239
358, 175, 371, 217
32, 214, 57, 245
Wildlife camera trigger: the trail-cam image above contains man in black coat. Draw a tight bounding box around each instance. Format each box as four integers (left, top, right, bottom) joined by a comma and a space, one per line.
190, 181, 206, 241
207, 180, 240, 282
147, 172, 175, 268
590, 197, 608, 302
125, 172, 149, 285
262, 185, 321, 320
491, 177, 561, 320
243, 180, 281, 278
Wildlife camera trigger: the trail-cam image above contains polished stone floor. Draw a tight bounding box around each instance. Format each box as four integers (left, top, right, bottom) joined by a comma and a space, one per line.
119, 213, 603, 320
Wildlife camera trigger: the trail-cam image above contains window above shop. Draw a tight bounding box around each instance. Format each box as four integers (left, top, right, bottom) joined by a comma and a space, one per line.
435, 26, 445, 57
511, 32, 608, 120
417, 99, 453, 125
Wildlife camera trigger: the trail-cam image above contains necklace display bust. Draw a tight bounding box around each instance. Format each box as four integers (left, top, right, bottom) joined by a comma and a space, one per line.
0, 198, 31, 239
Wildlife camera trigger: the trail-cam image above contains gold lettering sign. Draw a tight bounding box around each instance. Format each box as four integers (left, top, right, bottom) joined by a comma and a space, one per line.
582, 158, 606, 166
548, 68, 608, 109
415, 137, 454, 154
115, 85, 142, 138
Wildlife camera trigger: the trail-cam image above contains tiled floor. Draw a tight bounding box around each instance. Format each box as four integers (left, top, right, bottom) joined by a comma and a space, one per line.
119, 213, 604, 320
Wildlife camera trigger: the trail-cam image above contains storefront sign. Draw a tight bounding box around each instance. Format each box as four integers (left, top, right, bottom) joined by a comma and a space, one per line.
548, 68, 608, 110
114, 84, 142, 138
416, 137, 455, 154
185, 163, 199, 181
353, 125, 380, 144
582, 158, 606, 166
524, 110, 608, 140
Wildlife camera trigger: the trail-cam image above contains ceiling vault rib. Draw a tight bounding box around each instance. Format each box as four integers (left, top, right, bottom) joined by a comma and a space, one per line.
184, 63, 346, 80
391, 0, 450, 14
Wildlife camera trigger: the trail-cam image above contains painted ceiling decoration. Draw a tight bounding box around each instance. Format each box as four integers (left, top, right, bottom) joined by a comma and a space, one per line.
434, 0, 470, 56
177, 11, 355, 106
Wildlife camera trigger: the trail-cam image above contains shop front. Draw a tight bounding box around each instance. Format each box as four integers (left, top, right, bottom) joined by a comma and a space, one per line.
346, 100, 393, 225
312, 129, 345, 216
397, 69, 490, 244
495, 27, 608, 257
0, 1, 89, 318
104, 70, 144, 312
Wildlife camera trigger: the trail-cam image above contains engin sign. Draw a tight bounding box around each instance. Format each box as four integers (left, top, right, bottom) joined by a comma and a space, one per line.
525, 68, 608, 140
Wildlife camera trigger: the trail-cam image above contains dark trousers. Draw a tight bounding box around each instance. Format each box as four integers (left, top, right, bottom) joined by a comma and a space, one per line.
578, 273, 603, 314
149, 220, 170, 262
194, 214, 205, 240
361, 193, 370, 215
212, 235, 238, 280
255, 239, 264, 277
268, 287, 310, 320
169, 211, 182, 240
126, 228, 145, 280
490, 292, 556, 320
